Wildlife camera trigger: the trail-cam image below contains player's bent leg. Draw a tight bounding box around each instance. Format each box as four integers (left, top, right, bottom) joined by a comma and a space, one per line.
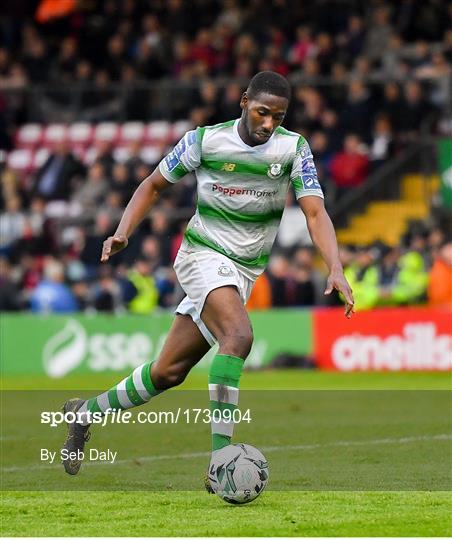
150, 313, 212, 389
200, 286, 253, 453
61, 313, 211, 475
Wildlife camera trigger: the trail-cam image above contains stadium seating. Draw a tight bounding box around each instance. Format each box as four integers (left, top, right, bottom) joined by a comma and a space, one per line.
336, 175, 440, 246
7, 148, 33, 172
67, 123, 93, 145
7, 121, 191, 173
94, 122, 120, 143
15, 124, 43, 148
146, 121, 171, 143
43, 124, 67, 145
120, 122, 145, 142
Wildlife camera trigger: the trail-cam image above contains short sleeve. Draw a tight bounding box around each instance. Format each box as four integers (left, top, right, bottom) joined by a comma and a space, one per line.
158, 128, 202, 183
290, 138, 324, 200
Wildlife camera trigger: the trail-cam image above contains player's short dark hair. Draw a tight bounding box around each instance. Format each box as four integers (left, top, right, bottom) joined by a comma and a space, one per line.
247, 71, 291, 101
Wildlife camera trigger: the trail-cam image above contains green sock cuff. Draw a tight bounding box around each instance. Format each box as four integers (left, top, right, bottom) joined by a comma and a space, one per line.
141, 361, 160, 396
212, 433, 231, 451
209, 354, 244, 387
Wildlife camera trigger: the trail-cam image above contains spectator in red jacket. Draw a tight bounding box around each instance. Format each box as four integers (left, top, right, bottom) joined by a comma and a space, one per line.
329, 134, 369, 200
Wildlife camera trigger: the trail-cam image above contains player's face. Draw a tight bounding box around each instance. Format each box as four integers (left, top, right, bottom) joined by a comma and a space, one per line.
241, 92, 288, 145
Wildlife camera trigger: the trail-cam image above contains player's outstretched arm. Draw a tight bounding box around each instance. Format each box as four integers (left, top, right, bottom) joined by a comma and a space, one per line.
298, 195, 355, 318
101, 169, 171, 262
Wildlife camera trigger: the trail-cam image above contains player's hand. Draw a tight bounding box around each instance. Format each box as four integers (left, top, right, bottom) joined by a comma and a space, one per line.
324, 271, 355, 319
101, 235, 128, 262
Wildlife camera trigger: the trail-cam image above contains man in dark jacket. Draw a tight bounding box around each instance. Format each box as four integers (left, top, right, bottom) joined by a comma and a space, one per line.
34, 142, 85, 201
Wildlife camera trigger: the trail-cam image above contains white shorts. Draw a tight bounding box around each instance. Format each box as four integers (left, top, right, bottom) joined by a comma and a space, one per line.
174, 248, 254, 347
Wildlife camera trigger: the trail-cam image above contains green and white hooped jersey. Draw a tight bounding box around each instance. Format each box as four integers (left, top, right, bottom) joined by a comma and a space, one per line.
159, 118, 323, 279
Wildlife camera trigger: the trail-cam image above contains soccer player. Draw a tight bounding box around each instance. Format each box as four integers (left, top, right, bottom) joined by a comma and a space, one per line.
61, 71, 354, 481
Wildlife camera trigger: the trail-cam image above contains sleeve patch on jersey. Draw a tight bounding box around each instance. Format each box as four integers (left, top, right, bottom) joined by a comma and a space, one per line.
300, 154, 321, 190
301, 174, 321, 190
164, 154, 179, 172
301, 155, 316, 172
164, 131, 196, 172
187, 130, 196, 145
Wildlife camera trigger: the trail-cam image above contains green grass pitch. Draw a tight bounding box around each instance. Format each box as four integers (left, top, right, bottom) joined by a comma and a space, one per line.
1, 370, 451, 536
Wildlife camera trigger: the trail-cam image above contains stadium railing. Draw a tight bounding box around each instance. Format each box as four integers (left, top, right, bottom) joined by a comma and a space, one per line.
1, 75, 447, 124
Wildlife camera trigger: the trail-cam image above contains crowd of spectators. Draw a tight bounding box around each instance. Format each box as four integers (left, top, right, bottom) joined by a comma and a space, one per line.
248, 224, 452, 311
1, 165, 450, 313
1, 0, 451, 87
1, 0, 450, 129
0, 0, 451, 314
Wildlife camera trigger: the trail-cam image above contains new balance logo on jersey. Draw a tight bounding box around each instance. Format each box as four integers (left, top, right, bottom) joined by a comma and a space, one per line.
221, 162, 236, 172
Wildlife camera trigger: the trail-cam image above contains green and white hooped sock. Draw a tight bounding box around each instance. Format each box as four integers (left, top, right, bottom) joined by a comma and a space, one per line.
77, 361, 161, 424
208, 354, 244, 451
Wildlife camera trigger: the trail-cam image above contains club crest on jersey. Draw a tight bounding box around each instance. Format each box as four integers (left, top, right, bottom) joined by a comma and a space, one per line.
267, 163, 283, 178
218, 264, 234, 277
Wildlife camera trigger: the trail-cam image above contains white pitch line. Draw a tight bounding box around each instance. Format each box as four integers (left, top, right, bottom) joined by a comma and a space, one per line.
2, 433, 451, 474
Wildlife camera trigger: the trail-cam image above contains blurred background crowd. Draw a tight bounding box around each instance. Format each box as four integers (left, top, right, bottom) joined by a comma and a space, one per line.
0, 0, 451, 314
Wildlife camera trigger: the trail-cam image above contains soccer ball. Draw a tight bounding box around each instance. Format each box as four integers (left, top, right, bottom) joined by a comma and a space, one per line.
207, 443, 269, 504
